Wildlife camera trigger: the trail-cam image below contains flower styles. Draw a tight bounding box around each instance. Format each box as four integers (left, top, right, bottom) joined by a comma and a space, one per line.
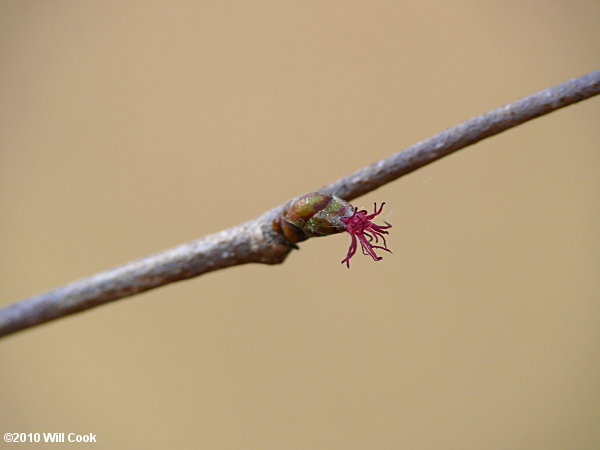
272, 192, 392, 268
340, 202, 392, 268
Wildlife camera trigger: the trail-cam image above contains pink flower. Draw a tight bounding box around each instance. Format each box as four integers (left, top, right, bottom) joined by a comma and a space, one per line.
341, 202, 392, 268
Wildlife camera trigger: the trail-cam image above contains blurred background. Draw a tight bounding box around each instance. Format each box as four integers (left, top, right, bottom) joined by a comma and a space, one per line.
1, 1, 599, 448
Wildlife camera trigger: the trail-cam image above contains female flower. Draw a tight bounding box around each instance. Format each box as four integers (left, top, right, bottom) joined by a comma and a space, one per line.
273, 193, 392, 267
340, 202, 391, 268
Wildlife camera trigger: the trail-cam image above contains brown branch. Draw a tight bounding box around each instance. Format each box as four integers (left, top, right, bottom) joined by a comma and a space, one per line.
1, 70, 599, 339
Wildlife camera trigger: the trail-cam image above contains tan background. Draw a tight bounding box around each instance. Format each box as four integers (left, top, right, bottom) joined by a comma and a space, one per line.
1, 1, 599, 449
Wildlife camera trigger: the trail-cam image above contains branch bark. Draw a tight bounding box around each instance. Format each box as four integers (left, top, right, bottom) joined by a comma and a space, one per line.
2, 70, 599, 339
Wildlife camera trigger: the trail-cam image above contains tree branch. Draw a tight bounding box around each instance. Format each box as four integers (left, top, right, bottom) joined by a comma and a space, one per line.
1, 70, 599, 339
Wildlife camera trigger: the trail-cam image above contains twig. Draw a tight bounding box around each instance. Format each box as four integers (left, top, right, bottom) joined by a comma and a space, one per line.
1, 70, 599, 339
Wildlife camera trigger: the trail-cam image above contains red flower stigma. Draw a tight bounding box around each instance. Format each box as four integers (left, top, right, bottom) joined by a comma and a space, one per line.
340, 202, 392, 268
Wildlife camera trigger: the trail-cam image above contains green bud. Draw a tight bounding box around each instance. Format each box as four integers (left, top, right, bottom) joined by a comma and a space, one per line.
272, 193, 353, 243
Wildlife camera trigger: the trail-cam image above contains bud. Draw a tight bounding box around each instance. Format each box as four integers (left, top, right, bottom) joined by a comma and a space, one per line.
273, 192, 392, 267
